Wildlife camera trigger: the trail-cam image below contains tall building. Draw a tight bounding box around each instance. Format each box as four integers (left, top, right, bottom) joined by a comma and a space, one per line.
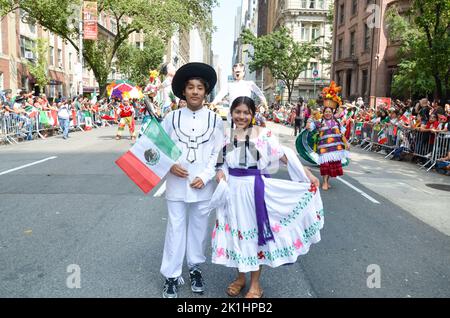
270, 0, 332, 103
331, 0, 411, 103
232, 0, 258, 82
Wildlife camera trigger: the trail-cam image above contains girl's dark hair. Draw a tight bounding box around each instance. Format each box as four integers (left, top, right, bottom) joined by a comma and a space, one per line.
230, 96, 256, 116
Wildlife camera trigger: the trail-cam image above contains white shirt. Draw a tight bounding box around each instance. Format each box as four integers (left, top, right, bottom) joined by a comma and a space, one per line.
212, 80, 267, 106
161, 107, 224, 202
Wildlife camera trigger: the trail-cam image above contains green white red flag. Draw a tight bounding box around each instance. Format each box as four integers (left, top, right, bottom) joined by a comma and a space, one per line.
115, 117, 181, 193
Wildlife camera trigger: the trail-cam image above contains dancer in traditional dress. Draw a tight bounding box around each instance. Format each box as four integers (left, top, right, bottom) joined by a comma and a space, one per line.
212, 96, 323, 298
115, 97, 136, 140
159, 62, 224, 298
309, 82, 350, 190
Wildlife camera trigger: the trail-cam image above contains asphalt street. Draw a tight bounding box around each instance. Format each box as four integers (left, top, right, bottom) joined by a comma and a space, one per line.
0, 122, 449, 298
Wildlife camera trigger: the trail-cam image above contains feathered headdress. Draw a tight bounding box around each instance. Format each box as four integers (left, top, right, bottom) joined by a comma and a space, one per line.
321, 81, 342, 109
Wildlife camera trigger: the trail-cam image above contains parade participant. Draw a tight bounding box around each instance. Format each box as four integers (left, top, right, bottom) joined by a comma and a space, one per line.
212, 96, 322, 298
139, 70, 162, 138
159, 62, 224, 298
294, 98, 305, 136
309, 82, 349, 191
211, 62, 267, 112
115, 97, 136, 141
159, 63, 178, 118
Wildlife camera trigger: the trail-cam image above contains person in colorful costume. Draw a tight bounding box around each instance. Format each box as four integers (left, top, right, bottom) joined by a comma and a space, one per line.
212, 96, 323, 298
139, 70, 162, 138
309, 82, 350, 191
115, 97, 136, 140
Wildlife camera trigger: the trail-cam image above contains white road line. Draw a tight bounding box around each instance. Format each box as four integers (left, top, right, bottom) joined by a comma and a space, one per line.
337, 176, 381, 204
153, 181, 166, 197
0, 156, 58, 176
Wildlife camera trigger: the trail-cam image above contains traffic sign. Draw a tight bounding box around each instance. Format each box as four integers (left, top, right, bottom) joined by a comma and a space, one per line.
313, 69, 319, 78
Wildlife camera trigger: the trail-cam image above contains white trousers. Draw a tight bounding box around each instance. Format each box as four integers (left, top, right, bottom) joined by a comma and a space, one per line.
160, 200, 210, 279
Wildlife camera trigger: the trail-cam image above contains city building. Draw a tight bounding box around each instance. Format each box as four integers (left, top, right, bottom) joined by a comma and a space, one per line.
331, 0, 411, 103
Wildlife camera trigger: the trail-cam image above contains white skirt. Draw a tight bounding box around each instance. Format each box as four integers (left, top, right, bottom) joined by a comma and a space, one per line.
211, 174, 324, 272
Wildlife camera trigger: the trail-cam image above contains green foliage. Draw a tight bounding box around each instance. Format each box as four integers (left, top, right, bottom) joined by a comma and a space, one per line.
385, 1, 450, 101
6, 0, 217, 96
307, 98, 318, 110
116, 35, 165, 87
26, 38, 49, 92
241, 27, 320, 103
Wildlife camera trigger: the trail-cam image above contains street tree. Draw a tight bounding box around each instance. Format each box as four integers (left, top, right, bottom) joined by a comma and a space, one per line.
386, 0, 450, 102
116, 35, 165, 87
241, 27, 320, 103
1, 0, 217, 97
26, 38, 50, 95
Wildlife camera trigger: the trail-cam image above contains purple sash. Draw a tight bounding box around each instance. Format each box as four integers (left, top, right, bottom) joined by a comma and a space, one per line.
228, 168, 274, 246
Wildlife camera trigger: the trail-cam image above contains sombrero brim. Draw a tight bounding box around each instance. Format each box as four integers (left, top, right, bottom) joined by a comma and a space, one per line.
172, 62, 217, 100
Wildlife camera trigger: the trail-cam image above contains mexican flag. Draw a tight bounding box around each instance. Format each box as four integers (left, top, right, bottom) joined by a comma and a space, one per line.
115, 117, 181, 193
378, 128, 388, 145
400, 111, 411, 125
39, 111, 50, 126
355, 122, 363, 135
24, 105, 38, 118
50, 110, 58, 127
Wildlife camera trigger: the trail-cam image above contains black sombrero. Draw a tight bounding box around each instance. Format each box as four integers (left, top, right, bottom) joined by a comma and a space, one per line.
172, 62, 217, 100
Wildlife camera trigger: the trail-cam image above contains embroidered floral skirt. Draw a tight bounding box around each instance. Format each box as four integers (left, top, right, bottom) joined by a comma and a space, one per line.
211, 175, 324, 273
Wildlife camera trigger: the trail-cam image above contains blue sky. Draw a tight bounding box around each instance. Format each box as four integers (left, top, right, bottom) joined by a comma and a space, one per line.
212, 0, 241, 83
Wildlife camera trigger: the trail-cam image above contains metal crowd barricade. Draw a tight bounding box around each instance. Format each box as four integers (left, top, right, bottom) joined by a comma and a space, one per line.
425, 132, 450, 171
401, 128, 435, 165
1, 113, 32, 144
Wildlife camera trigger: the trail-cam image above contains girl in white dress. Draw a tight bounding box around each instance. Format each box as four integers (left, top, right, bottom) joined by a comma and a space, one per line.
213, 96, 324, 298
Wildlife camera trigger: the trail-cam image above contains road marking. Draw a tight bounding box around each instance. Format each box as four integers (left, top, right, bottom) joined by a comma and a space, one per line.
154, 181, 166, 197
337, 176, 380, 204
0, 156, 58, 176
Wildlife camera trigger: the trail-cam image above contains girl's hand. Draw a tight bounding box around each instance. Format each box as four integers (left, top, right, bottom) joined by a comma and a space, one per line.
215, 170, 226, 183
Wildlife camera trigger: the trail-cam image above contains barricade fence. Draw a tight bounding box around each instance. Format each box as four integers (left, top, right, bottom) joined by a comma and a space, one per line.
349, 120, 450, 172
0, 109, 137, 145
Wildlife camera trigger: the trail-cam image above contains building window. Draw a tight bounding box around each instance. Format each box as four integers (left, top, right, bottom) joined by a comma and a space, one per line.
337, 38, 343, 60
352, 0, 358, 15
318, 0, 324, 9
309, 0, 315, 9
362, 69, 368, 96
301, 23, 310, 41
69, 52, 72, 70
350, 31, 355, 56
339, 4, 345, 25
311, 24, 320, 41
364, 24, 371, 51
20, 35, 35, 59
57, 49, 62, 68
301, 0, 307, 8
0, 72, 3, 91
0, 22, 2, 54
49, 46, 54, 65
